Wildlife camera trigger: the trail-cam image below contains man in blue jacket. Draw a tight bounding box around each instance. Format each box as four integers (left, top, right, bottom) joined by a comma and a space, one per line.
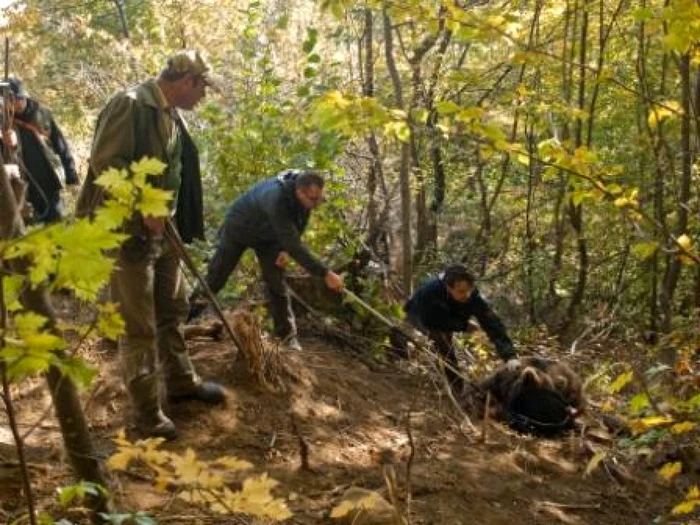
189, 170, 344, 351
404, 264, 517, 395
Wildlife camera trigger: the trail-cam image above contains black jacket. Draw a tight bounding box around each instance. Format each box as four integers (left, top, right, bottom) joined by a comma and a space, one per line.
405, 276, 516, 361
222, 170, 327, 277
14, 98, 78, 222
174, 118, 204, 243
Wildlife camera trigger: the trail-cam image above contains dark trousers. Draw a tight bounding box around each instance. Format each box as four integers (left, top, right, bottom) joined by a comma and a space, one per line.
405, 313, 464, 395
427, 331, 464, 395
202, 235, 296, 338
26, 189, 64, 224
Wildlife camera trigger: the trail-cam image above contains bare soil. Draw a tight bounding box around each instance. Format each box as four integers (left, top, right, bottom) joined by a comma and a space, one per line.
0, 310, 685, 524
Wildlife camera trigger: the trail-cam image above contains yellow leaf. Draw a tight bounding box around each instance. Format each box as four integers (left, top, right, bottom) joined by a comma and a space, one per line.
130, 157, 167, 178
630, 415, 674, 434
172, 448, 204, 484
330, 492, 379, 518
213, 456, 253, 471
671, 498, 700, 515
658, 461, 683, 481
687, 486, 700, 499
600, 399, 615, 413
648, 100, 682, 129
107, 449, 139, 471
677, 234, 693, 251
584, 451, 606, 477
609, 371, 633, 393
671, 421, 696, 434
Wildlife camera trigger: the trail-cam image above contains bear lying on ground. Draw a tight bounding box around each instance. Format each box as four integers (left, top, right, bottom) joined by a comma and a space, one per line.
479, 356, 586, 436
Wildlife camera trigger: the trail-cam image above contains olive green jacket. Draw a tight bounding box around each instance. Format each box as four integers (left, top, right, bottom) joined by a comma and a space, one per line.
76, 79, 204, 242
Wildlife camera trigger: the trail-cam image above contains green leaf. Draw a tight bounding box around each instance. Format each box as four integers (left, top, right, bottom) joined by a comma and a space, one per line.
436, 100, 461, 115
302, 27, 318, 53
130, 157, 167, 179
633, 7, 655, 21
2, 275, 25, 312
632, 241, 660, 260
57, 357, 98, 389
98, 303, 125, 340
137, 186, 172, 218
629, 393, 650, 413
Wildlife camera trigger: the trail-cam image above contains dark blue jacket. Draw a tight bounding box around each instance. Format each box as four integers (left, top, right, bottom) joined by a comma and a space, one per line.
223, 170, 327, 277
405, 276, 516, 361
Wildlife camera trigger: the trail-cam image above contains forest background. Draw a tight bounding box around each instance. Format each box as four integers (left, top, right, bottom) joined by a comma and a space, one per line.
1, 0, 700, 521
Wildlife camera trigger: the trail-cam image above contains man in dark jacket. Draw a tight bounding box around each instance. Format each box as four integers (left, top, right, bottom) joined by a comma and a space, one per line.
404, 264, 517, 394
189, 169, 344, 351
77, 50, 224, 441
7, 78, 79, 223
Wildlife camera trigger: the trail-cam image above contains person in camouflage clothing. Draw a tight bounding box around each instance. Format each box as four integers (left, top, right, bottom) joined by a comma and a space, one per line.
77, 50, 224, 441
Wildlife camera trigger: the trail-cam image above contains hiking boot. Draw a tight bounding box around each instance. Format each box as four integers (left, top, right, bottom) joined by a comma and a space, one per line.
136, 409, 177, 441
169, 381, 226, 405
282, 335, 303, 352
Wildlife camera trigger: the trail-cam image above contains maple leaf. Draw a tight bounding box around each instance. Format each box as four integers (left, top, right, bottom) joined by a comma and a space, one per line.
330, 492, 379, 518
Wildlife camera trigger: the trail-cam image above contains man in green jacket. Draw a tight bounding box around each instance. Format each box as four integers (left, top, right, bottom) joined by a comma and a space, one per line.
77, 50, 224, 440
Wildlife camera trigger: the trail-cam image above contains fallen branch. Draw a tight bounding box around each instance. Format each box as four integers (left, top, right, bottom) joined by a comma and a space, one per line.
535, 500, 602, 510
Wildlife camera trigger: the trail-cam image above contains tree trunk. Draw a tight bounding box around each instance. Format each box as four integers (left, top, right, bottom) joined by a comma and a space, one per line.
660, 52, 692, 333
383, 9, 412, 296
0, 164, 110, 519
564, 5, 589, 327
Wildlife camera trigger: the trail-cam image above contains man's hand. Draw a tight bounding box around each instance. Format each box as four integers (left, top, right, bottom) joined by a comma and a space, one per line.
324, 271, 344, 293
143, 215, 165, 236
2, 129, 17, 149
275, 251, 290, 270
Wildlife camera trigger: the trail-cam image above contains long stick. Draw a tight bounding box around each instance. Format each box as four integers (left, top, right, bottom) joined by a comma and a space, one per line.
342, 289, 478, 431
164, 220, 243, 357
344, 288, 474, 361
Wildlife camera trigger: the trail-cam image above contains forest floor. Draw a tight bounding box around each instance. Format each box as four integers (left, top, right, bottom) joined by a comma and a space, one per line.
0, 302, 690, 525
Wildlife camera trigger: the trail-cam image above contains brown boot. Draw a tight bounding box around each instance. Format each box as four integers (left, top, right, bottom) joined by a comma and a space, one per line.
136, 409, 177, 441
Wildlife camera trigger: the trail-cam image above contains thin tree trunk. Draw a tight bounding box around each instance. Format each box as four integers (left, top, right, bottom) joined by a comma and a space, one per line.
661, 52, 692, 333
524, 124, 538, 323
409, 10, 444, 267
424, 28, 452, 255
548, 0, 576, 308
362, 8, 383, 254
383, 9, 412, 295
112, 0, 130, 39
564, 5, 589, 327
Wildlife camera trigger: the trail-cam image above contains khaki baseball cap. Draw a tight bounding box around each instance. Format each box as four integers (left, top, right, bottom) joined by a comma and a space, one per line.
166, 50, 221, 91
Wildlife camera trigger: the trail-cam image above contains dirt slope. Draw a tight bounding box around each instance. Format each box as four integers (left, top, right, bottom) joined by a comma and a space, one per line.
0, 330, 680, 524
